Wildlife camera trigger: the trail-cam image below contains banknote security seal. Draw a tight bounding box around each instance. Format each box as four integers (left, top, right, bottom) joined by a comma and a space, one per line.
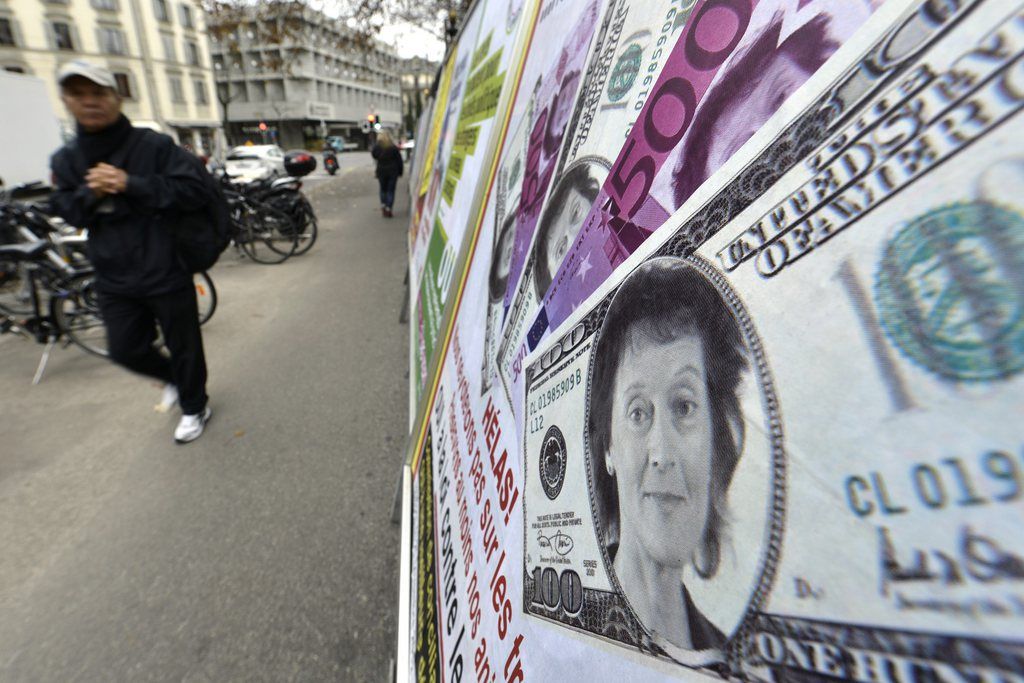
875, 201, 1024, 383
607, 43, 643, 102
541, 424, 569, 500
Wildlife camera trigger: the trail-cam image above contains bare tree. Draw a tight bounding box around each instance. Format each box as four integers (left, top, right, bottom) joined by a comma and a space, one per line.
205, 0, 465, 52
204, 0, 456, 145
204, 0, 305, 145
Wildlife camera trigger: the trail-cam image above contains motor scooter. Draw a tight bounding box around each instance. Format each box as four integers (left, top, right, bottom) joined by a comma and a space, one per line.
323, 149, 339, 176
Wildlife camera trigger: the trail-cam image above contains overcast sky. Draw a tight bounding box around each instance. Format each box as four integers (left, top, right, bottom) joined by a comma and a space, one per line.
303, 0, 445, 61
381, 20, 445, 61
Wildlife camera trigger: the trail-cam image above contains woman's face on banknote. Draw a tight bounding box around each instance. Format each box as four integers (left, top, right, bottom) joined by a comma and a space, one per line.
495, 217, 516, 280
706, 52, 810, 175
607, 329, 713, 568
544, 185, 590, 282
544, 70, 581, 155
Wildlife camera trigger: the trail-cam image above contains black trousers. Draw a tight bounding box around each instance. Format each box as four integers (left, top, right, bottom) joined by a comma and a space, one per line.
98, 287, 208, 415
378, 174, 398, 209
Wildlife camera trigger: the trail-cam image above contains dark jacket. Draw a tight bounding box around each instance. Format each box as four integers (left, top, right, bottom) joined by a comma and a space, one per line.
50, 116, 208, 296
682, 585, 726, 651
371, 143, 403, 179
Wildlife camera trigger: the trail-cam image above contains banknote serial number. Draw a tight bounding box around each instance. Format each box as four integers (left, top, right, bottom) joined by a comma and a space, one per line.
528, 368, 584, 435
845, 449, 1023, 519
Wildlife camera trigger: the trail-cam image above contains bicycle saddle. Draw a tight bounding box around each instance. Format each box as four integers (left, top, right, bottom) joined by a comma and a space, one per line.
0, 240, 49, 261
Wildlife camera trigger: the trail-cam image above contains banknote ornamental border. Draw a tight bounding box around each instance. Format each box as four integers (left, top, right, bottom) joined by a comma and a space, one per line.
678, 256, 787, 676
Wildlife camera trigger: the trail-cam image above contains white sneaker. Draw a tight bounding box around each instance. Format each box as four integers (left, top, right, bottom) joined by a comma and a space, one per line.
174, 406, 212, 444
154, 384, 179, 413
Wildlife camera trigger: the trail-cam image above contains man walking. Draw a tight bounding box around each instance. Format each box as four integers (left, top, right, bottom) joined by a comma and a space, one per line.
50, 60, 213, 443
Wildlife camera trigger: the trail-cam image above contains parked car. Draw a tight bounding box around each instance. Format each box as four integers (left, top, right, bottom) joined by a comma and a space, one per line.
224, 145, 287, 182
325, 136, 359, 152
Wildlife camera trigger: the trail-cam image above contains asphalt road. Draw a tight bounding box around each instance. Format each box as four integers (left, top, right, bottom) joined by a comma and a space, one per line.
0, 152, 410, 681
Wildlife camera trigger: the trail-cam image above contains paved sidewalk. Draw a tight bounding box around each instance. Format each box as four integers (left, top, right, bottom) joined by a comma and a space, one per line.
0, 160, 410, 681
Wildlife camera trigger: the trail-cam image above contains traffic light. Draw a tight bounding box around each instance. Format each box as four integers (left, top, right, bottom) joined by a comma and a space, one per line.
258, 121, 267, 131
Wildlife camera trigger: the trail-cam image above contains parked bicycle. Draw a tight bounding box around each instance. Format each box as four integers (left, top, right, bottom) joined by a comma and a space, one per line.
0, 235, 106, 383
236, 175, 318, 256
0, 199, 217, 380
222, 186, 300, 264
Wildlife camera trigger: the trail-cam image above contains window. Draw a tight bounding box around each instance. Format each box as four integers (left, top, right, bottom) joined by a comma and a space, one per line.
91, 0, 118, 10
169, 76, 185, 102
193, 79, 207, 104
53, 22, 75, 50
161, 33, 176, 61
113, 72, 132, 98
153, 0, 169, 22
178, 3, 193, 29
0, 18, 15, 46
97, 27, 126, 54
185, 40, 200, 66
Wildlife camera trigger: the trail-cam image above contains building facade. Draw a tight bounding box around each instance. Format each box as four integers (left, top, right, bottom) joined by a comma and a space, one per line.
208, 5, 402, 151
399, 56, 436, 139
0, 0, 221, 154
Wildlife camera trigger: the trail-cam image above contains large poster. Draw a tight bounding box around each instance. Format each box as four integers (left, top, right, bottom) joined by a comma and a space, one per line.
404, 0, 606, 677
401, 0, 1024, 680
409, 0, 532, 402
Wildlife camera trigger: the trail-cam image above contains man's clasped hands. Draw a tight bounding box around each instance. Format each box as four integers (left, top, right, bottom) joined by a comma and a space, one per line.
87, 163, 128, 197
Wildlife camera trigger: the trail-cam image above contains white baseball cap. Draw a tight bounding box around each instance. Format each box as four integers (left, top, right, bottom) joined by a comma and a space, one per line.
58, 59, 117, 89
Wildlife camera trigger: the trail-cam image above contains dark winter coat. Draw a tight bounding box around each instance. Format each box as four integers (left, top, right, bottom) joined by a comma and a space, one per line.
50, 115, 208, 296
371, 143, 404, 179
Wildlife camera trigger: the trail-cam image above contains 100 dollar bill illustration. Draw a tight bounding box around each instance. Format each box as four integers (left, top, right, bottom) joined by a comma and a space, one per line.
522, 0, 1024, 677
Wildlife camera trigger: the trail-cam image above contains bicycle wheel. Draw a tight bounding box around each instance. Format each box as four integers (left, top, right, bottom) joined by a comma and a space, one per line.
291, 196, 318, 256
194, 271, 217, 325
267, 193, 318, 256
238, 203, 297, 264
53, 272, 108, 357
